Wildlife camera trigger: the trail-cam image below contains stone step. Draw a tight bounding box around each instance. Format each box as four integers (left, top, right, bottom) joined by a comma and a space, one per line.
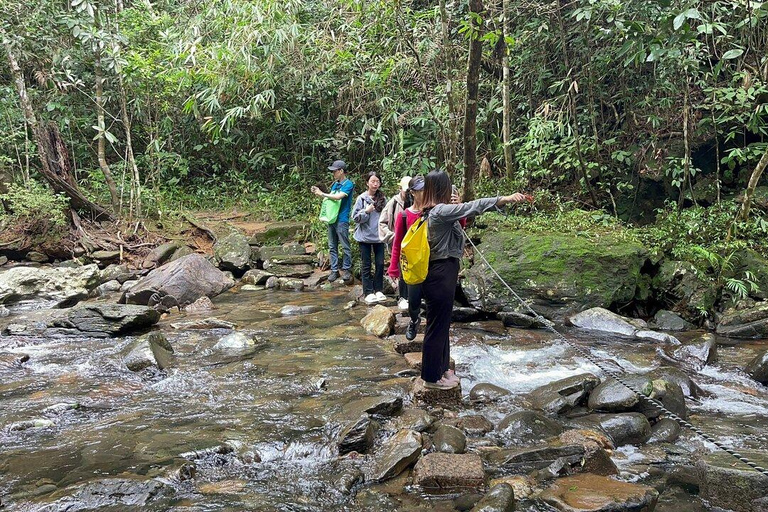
392, 334, 424, 354
412, 378, 461, 404
412, 453, 485, 492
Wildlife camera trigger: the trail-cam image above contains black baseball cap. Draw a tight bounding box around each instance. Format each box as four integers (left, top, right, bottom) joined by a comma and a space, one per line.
328, 160, 347, 171
409, 175, 425, 191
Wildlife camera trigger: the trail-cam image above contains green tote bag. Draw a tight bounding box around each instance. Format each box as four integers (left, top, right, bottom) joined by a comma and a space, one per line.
318, 197, 341, 224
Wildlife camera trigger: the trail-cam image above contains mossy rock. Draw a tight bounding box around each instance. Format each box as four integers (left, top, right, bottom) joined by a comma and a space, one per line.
462, 231, 647, 317
733, 248, 768, 300
652, 260, 717, 321
249, 222, 309, 246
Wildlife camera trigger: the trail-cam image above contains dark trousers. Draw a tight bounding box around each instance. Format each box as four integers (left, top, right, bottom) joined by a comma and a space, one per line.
421, 258, 459, 383
359, 242, 384, 295
407, 283, 422, 324
328, 221, 351, 271
398, 277, 408, 300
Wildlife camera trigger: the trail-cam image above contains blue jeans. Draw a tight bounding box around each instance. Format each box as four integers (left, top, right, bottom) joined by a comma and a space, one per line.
328, 221, 351, 271
359, 242, 384, 295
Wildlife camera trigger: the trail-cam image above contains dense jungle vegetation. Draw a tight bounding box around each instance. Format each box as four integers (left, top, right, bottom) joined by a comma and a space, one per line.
0, 0, 767, 269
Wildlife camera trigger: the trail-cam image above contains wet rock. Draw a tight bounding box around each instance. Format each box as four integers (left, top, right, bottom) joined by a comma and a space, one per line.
122, 254, 234, 308
651, 310, 693, 331
653, 260, 717, 322
249, 221, 309, 245
253, 243, 307, 260
489, 475, 536, 500
412, 453, 485, 492
496, 410, 564, 445
361, 305, 395, 337
120, 280, 137, 292
280, 304, 321, 316
648, 367, 706, 398
264, 263, 313, 278
335, 467, 363, 495
100, 264, 134, 284
455, 494, 484, 511
184, 296, 216, 313
43, 402, 80, 415
371, 429, 422, 482
7, 418, 55, 431
213, 232, 251, 273
570, 413, 651, 446
0, 304, 9, 317
716, 301, 768, 339
392, 334, 423, 355
412, 378, 461, 404
266, 276, 305, 291
558, 429, 614, 451
745, 349, 768, 384
38, 478, 171, 511
143, 242, 181, 269
648, 418, 681, 443
470, 483, 515, 512
170, 317, 236, 330
444, 415, 494, 436
212, 332, 259, 351
568, 307, 637, 336
634, 329, 680, 344
659, 333, 717, 370
697, 450, 768, 512
95, 279, 122, 296
123, 332, 174, 371
433, 424, 467, 454
0, 352, 29, 369
393, 408, 434, 432
348, 284, 364, 301
264, 254, 315, 267
26, 250, 48, 263
347, 395, 403, 418
241, 269, 273, 285
587, 375, 653, 412
470, 383, 512, 403
528, 373, 601, 415
638, 378, 687, 420
338, 415, 375, 455
0, 264, 100, 306
453, 307, 482, 323
485, 445, 585, 474
49, 304, 160, 337
539, 474, 658, 512
498, 310, 551, 329
581, 448, 619, 476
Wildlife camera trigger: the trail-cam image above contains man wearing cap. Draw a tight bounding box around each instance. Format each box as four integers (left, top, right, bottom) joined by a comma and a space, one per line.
311, 160, 354, 282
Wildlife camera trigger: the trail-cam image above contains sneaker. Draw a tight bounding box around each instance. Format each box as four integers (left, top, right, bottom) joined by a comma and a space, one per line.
340, 269, 352, 282
364, 293, 378, 305
397, 298, 409, 311
423, 377, 457, 390
327, 271, 340, 282
375, 291, 387, 303
443, 370, 460, 384
405, 319, 420, 341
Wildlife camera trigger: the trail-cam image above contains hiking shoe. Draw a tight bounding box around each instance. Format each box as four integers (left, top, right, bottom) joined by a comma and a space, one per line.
340, 269, 352, 282
397, 298, 409, 311
406, 319, 420, 341
375, 291, 387, 303
443, 370, 460, 384
327, 271, 340, 282
423, 377, 457, 390
364, 293, 378, 305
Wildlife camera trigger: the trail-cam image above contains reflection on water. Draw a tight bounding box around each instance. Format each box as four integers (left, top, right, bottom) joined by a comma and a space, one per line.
0, 287, 767, 510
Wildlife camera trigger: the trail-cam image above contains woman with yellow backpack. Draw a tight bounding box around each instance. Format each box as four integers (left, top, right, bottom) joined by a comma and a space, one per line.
417, 170, 527, 390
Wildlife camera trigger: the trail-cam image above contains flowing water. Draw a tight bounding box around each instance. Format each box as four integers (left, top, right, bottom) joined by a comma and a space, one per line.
1, 287, 767, 511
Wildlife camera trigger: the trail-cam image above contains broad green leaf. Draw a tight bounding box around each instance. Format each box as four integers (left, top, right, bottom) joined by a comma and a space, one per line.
673, 12, 686, 30
722, 49, 743, 60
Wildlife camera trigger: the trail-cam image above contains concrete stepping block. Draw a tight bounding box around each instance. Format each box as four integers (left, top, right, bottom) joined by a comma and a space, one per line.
392, 334, 424, 354
412, 453, 485, 492
412, 378, 461, 404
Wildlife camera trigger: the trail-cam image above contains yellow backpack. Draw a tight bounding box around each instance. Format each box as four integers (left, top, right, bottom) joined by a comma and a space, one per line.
400, 212, 430, 285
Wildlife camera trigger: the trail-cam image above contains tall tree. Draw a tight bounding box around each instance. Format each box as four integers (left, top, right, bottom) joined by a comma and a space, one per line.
501, 0, 513, 178
462, 0, 484, 202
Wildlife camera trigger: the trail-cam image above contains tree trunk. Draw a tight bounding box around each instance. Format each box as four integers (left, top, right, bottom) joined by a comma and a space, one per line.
1, 30, 113, 221
739, 144, 768, 221
95, 56, 119, 211
117, 72, 141, 219
501, 0, 514, 178
462, 0, 484, 202
439, 0, 459, 175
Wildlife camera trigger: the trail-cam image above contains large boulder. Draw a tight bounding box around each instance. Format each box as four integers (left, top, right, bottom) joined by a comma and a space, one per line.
697, 450, 768, 512
568, 308, 638, 336
249, 222, 309, 246
587, 376, 653, 412
717, 301, 768, 339
121, 254, 234, 308
496, 411, 563, 446
0, 264, 100, 306
650, 309, 693, 331
527, 373, 601, 415
49, 304, 160, 337
653, 260, 717, 322
213, 232, 251, 273
462, 229, 647, 319
745, 349, 768, 384
34, 478, 171, 511
570, 413, 651, 446
539, 474, 658, 512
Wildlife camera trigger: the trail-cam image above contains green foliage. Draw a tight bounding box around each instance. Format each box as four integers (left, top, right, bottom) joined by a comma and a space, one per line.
0, 181, 69, 228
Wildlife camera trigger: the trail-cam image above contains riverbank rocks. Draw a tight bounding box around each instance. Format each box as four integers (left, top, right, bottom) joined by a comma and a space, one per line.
528, 373, 601, 415
249, 222, 309, 246
697, 450, 768, 512
265, 276, 304, 291
346, 396, 403, 419
745, 349, 768, 383
433, 424, 467, 454
413, 453, 485, 492
253, 243, 307, 261
0, 264, 100, 306
371, 429, 422, 482
123, 332, 174, 371
184, 296, 216, 313
569, 307, 678, 343
142, 242, 182, 269
470, 483, 515, 512
470, 383, 512, 403
496, 411, 563, 446
653, 260, 717, 322
49, 304, 160, 337
485, 444, 585, 474
214, 232, 251, 273
338, 415, 375, 455
648, 418, 681, 444
587, 376, 653, 412
241, 269, 273, 285
571, 413, 651, 447
539, 474, 658, 512
650, 310, 693, 331
649, 366, 705, 398
716, 301, 768, 339
461, 229, 646, 319
121, 254, 234, 308
659, 333, 716, 370
361, 305, 395, 337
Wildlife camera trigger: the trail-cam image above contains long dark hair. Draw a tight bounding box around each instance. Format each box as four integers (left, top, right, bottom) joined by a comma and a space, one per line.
422, 170, 452, 209
366, 171, 386, 212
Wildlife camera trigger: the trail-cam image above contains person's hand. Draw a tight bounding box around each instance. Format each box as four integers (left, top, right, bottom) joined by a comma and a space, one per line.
311, 185, 322, 196
365, 203, 375, 213
508, 192, 527, 203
